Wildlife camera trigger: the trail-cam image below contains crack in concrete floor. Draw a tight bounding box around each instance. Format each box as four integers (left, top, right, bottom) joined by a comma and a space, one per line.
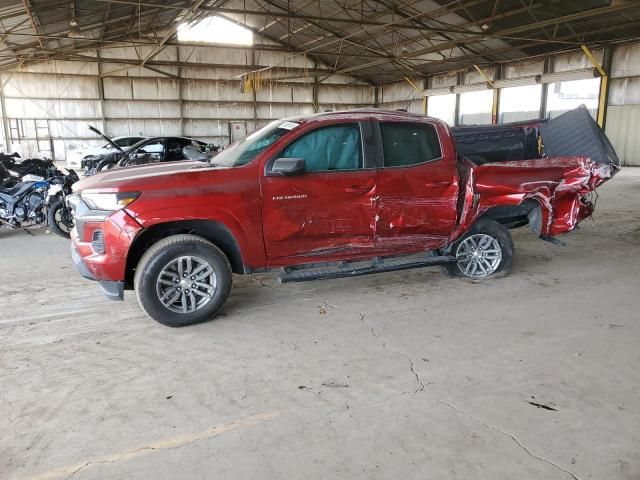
356, 308, 581, 480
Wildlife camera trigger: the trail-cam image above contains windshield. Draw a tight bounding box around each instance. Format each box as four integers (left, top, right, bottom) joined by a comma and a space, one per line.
213, 120, 298, 167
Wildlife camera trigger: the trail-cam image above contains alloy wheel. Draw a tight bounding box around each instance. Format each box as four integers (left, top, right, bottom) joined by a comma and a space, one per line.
455, 234, 502, 278
156, 256, 217, 313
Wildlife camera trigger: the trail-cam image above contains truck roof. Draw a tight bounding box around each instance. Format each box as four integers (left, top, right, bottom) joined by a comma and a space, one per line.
284, 108, 443, 125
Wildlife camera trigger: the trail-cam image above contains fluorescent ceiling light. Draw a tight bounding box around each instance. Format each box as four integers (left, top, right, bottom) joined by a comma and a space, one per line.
177, 16, 253, 45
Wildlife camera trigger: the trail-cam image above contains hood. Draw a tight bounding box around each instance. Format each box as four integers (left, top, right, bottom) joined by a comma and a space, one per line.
88, 125, 124, 153
85, 150, 122, 161
73, 161, 205, 192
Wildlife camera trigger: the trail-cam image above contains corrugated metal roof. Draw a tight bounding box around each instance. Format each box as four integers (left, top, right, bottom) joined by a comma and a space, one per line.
0, 0, 639, 83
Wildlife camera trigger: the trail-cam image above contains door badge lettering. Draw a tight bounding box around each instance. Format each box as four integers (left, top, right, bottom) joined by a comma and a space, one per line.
272, 194, 308, 201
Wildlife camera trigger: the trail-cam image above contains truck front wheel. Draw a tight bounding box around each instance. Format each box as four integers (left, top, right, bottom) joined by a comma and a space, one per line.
134, 234, 232, 327
445, 218, 514, 279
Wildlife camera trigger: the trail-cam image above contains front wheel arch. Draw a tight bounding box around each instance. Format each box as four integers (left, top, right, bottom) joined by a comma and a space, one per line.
134, 234, 232, 327
96, 159, 116, 172
125, 219, 245, 288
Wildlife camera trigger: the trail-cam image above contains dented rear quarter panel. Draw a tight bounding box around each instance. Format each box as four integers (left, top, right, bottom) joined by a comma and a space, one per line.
457, 156, 618, 239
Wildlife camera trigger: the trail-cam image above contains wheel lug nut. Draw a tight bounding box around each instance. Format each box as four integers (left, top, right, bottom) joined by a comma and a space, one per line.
183, 273, 187, 277
192, 284, 196, 288
191, 276, 195, 280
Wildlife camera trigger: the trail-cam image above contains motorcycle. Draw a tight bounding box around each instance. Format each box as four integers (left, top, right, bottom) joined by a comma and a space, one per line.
0, 166, 78, 238
0, 155, 58, 180
45, 167, 79, 238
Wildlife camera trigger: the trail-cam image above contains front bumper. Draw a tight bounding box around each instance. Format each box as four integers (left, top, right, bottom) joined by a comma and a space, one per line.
71, 241, 125, 301
69, 195, 143, 301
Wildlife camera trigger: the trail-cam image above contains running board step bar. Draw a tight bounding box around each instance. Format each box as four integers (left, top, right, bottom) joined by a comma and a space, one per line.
278, 254, 457, 283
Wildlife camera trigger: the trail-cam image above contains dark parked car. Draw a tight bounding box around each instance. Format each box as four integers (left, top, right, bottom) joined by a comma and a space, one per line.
82, 135, 209, 175
69, 107, 618, 327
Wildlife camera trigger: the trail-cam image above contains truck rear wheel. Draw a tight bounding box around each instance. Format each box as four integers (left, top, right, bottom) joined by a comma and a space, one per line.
134, 234, 232, 327
445, 218, 514, 279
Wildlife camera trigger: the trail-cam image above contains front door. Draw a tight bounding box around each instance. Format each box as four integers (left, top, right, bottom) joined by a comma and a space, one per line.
261, 121, 377, 264
374, 121, 459, 252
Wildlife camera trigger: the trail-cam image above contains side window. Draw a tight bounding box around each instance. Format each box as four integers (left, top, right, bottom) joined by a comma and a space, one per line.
380, 122, 441, 168
127, 137, 144, 146
166, 138, 191, 162
282, 123, 362, 172
131, 139, 164, 164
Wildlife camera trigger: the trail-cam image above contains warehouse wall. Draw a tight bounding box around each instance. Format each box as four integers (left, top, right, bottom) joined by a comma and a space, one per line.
378, 80, 423, 114
605, 43, 640, 166
0, 45, 375, 160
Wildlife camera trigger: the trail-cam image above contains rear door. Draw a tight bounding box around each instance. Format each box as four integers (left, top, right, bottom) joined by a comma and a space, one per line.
261, 121, 378, 264
374, 121, 459, 251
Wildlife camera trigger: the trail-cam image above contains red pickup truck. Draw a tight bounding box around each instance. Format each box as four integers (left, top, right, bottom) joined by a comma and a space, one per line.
69, 107, 618, 327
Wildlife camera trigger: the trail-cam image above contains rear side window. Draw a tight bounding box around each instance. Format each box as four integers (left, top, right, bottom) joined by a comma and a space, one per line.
282, 123, 362, 172
380, 122, 441, 168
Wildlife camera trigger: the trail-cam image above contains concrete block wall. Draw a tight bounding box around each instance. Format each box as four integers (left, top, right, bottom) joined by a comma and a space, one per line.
0, 45, 374, 160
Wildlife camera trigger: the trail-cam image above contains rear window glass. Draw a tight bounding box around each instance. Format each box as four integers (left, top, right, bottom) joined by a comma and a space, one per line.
380, 123, 441, 168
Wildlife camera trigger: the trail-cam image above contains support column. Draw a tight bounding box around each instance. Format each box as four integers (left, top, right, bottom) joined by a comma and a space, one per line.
597, 48, 612, 129
422, 77, 428, 115
0, 78, 11, 151
312, 60, 319, 113
177, 47, 185, 136
251, 48, 258, 124
540, 57, 551, 119
96, 50, 107, 133
492, 65, 501, 124
454, 72, 462, 126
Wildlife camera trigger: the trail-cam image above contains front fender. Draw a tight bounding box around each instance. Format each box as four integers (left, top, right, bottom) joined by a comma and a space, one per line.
127, 204, 265, 268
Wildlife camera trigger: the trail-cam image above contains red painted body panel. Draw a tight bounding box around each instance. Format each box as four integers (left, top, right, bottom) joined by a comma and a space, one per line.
71, 209, 142, 281
70, 109, 618, 284
374, 122, 460, 252
456, 156, 616, 238
259, 117, 378, 264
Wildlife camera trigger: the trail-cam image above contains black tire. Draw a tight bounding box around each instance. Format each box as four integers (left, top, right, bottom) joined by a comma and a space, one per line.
445, 218, 514, 279
47, 198, 73, 238
134, 234, 232, 327
96, 160, 115, 172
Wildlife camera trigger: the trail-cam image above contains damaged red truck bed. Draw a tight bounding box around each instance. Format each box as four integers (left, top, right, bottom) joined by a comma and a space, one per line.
69, 106, 619, 327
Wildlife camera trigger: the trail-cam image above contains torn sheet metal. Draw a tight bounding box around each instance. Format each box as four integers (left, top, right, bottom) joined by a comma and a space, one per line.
456, 156, 617, 239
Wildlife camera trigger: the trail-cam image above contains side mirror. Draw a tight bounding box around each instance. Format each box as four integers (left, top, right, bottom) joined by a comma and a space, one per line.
270, 158, 305, 176
182, 145, 208, 162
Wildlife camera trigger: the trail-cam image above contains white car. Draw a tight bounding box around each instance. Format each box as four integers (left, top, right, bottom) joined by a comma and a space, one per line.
66, 136, 145, 169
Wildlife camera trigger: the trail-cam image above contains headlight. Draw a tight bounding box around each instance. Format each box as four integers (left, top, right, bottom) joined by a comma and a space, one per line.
82, 192, 140, 211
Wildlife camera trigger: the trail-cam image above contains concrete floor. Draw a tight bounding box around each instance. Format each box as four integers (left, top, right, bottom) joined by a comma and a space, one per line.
1, 169, 639, 480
